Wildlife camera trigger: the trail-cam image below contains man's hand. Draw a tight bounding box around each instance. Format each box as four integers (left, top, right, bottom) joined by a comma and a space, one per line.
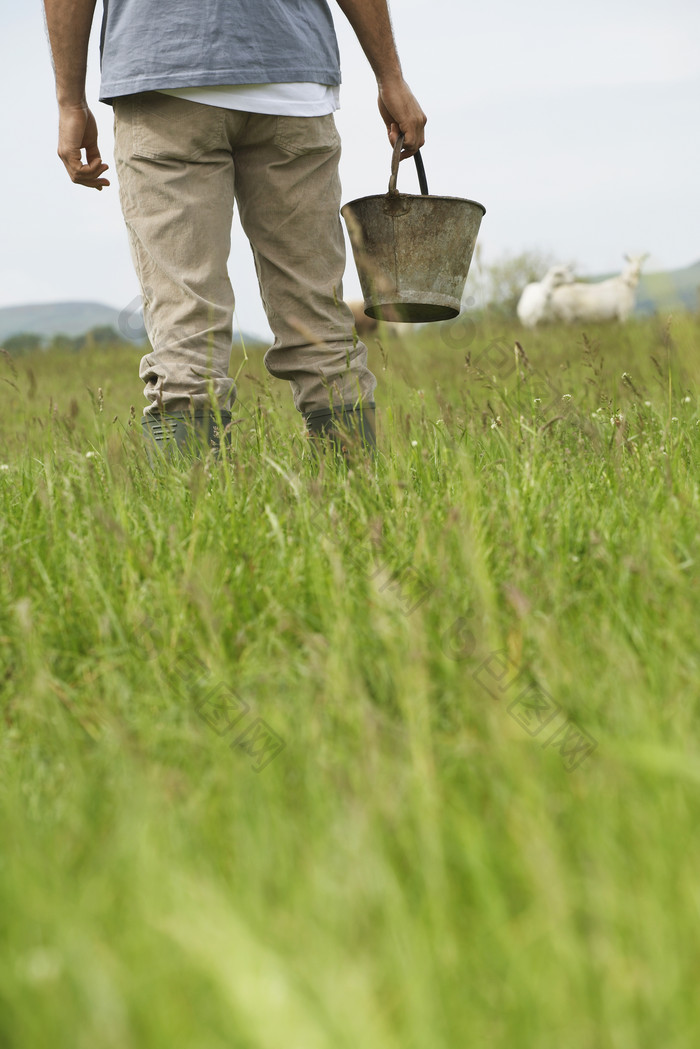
377, 77, 427, 159
44, 0, 106, 189
335, 1, 427, 159
58, 104, 110, 189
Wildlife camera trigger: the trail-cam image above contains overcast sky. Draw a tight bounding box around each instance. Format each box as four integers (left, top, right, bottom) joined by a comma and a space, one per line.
2, 0, 699, 338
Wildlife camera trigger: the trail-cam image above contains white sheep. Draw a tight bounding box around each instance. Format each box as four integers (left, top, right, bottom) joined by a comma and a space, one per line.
516, 264, 575, 328
549, 254, 648, 324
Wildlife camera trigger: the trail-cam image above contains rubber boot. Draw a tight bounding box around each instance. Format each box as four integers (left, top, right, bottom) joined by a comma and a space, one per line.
142, 409, 232, 464
304, 402, 376, 460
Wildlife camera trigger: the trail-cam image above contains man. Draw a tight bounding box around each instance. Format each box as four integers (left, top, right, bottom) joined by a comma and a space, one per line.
43, 0, 426, 457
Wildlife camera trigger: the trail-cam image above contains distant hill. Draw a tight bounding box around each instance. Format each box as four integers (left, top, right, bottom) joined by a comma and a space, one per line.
0, 301, 139, 343
0, 300, 266, 350
635, 260, 700, 315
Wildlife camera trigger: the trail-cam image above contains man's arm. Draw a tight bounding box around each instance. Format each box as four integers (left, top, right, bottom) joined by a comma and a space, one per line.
335, 0, 426, 158
43, 0, 110, 190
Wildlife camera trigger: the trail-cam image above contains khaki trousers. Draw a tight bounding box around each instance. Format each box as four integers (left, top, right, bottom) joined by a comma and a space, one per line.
113, 92, 376, 417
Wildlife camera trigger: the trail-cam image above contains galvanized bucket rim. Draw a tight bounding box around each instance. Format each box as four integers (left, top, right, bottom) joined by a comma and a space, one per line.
342, 192, 486, 216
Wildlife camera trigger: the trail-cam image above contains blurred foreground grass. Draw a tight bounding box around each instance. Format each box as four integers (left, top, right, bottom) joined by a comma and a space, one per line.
1, 313, 700, 1048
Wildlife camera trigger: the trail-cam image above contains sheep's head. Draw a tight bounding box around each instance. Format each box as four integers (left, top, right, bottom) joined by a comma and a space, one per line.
625, 252, 650, 272
623, 253, 649, 279
544, 264, 575, 289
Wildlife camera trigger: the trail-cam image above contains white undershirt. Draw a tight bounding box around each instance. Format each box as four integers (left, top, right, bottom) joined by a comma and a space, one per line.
157, 82, 340, 116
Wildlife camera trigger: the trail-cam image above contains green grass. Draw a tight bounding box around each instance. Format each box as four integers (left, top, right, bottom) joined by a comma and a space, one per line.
2, 313, 700, 1048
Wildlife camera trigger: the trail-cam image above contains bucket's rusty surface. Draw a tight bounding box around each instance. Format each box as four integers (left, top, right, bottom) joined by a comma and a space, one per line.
341, 138, 486, 323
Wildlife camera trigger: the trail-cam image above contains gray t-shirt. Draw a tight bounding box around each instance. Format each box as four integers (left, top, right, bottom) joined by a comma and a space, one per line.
99, 0, 341, 102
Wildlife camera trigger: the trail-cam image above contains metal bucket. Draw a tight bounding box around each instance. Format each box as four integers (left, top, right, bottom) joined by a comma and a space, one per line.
341, 137, 486, 323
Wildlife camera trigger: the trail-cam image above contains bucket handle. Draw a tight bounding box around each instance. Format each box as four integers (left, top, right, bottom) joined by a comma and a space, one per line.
388, 133, 430, 197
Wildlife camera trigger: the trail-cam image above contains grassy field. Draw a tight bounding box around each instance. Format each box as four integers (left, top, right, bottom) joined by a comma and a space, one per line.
2, 311, 700, 1048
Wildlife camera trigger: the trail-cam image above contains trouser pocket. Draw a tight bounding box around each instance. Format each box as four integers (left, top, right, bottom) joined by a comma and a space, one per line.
273, 114, 340, 156
115, 91, 226, 161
